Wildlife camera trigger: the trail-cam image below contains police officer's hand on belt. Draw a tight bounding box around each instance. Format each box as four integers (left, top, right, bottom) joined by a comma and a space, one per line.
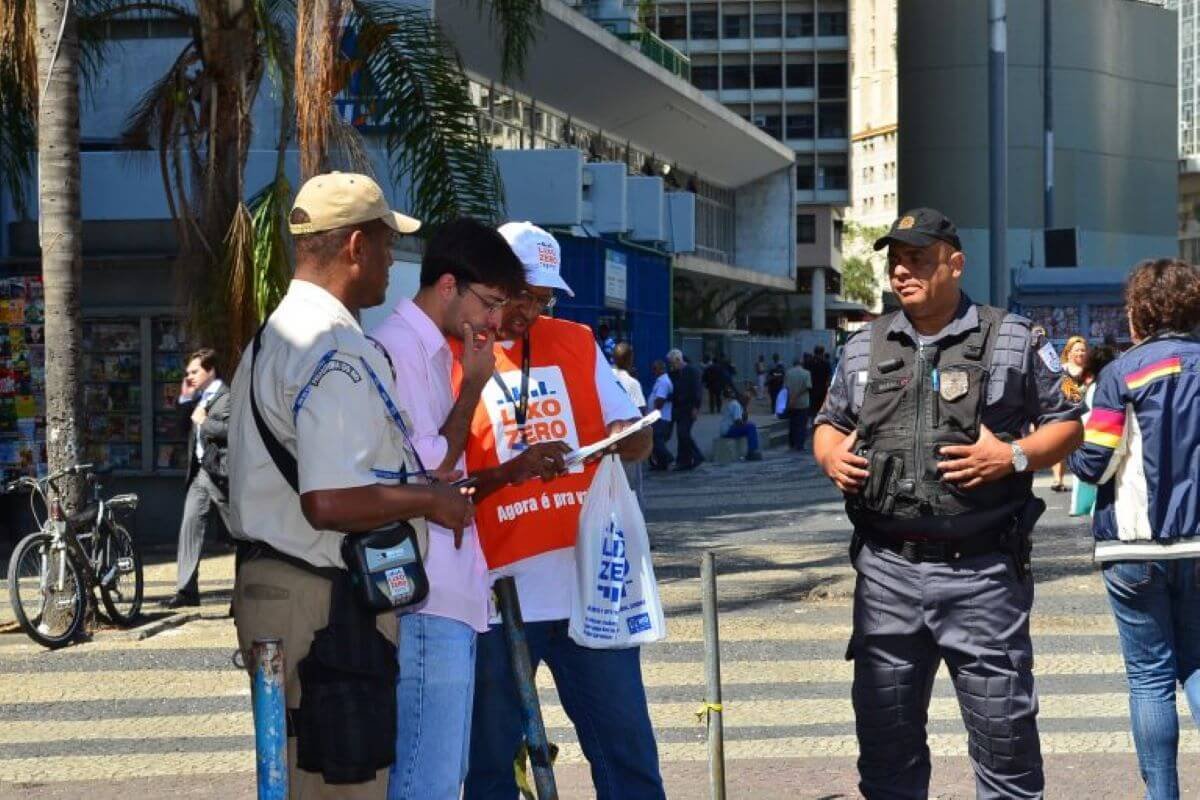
817, 429, 870, 494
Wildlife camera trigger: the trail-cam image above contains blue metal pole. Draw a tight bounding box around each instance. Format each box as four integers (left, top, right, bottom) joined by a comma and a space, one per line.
252, 638, 288, 800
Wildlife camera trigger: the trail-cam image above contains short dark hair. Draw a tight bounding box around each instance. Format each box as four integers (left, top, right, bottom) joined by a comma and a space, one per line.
420, 217, 525, 295
188, 348, 219, 375
290, 209, 390, 264
1083, 344, 1117, 384
1125, 259, 1200, 339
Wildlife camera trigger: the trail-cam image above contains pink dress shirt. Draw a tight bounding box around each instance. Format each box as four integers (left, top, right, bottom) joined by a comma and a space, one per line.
369, 298, 490, 632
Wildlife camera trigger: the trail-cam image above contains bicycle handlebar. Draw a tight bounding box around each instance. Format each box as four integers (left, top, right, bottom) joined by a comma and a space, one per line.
3, 463, 95, 495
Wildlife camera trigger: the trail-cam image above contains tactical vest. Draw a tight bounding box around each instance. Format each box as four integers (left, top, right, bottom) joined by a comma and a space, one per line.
848, 305, 1033, 540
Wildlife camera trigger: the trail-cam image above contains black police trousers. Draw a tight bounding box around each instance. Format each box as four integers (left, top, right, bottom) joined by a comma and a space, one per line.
848, 540, 1044, 800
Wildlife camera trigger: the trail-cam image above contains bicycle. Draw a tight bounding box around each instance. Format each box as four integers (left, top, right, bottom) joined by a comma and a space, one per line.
5, 463, 143, 648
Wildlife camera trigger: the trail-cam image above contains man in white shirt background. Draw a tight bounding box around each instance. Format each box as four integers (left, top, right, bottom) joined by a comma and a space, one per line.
648, 358, 674, 470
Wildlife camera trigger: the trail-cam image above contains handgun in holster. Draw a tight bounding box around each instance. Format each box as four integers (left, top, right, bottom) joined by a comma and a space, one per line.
855, 448, 903, 516
1004, 495, 1046, 581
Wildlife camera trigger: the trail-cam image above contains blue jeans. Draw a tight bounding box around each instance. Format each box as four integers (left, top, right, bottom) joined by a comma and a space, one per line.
723, 422, 759, 453
1103, 559, 1200, 800
465, 620, 665, 800
388, 614, 478, 800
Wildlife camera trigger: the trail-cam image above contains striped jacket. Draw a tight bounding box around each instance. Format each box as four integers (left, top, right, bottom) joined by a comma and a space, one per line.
1067, 333, 1200, 561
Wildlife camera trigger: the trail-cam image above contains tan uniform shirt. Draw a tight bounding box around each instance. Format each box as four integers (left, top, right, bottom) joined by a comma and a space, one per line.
227, 280, 426, 569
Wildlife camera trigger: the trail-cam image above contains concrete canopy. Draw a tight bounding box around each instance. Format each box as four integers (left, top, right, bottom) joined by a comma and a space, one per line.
435, 0, 795, 189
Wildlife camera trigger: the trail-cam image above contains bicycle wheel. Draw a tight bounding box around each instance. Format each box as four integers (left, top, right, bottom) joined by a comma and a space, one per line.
99, 521, 143, 625
6, 530, 86, 649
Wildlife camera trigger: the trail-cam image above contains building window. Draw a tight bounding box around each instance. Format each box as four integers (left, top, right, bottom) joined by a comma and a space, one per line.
818, 11, 847, 36
658, 14, 686, 39
692, 65, 719, 90
818, 159, 848, 190
796, 161, 815, 190
723, 13, 749, 38
691, 9, 718, 39
818, 103, 847, 138
786, 112, 814, 139
817, 63, 848, 99
723, 64, 750, 89
833, 219, 843, 249
753, 63, 782, 89
754, 114, 783, 139
785, 12, 814, 37
797, 214, 817, 244
754, 12, 782, 38
786, 62, 814, 88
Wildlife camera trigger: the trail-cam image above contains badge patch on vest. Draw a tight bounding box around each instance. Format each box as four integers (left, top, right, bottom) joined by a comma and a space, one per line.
939, 369, 970, 402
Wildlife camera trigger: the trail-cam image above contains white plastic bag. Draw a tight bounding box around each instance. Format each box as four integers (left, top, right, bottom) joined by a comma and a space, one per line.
569, 455, 667, 649
774, 386, 789, 417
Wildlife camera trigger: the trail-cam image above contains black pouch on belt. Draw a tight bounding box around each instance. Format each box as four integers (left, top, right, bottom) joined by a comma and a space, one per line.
295, 572, 398, 784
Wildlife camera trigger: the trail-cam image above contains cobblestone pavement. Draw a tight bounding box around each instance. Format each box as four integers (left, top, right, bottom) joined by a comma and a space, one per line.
1, 440, 1198, 798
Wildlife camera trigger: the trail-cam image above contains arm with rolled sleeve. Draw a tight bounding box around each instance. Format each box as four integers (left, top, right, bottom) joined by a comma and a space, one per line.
294, 351, 387, 494
1067, 365, 1125, 485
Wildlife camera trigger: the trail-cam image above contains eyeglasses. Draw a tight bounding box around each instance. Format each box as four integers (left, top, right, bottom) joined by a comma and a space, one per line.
464, 284, 509, 314
518, 291, 557, 311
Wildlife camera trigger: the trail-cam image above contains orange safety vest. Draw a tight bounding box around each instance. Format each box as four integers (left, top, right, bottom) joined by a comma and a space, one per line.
450, 317, 607, 569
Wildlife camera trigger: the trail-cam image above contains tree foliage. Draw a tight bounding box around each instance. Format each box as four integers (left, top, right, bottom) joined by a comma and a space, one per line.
1, 0, 542, 369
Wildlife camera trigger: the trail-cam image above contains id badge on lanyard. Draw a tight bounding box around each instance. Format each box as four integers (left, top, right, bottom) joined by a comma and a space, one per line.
491, 334, 532, 451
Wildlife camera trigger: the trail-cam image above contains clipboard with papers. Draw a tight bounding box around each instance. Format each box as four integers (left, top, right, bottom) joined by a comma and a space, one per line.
563, 410, 661, 468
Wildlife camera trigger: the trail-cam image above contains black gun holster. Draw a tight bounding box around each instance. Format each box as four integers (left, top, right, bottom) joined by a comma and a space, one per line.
1002, 496, 1046, 581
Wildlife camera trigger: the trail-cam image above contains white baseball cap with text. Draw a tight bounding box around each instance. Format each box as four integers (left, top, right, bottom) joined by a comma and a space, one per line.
498, 221, 575, 297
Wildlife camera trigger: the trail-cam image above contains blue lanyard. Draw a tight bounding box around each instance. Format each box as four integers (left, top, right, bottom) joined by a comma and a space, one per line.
358, 354, 435, 482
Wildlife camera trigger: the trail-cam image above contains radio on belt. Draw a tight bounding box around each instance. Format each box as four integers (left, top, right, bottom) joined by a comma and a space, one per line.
354, 527, 428, 607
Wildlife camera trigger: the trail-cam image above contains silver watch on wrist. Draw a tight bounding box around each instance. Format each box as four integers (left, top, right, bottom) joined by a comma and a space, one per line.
1010, 442, 1029, 473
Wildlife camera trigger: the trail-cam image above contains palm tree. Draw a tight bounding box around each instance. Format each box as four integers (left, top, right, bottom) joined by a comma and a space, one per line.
2, 0, 543, 370
31, 0, 87, 507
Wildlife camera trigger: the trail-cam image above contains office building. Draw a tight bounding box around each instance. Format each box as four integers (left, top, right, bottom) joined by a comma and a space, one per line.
898, 0, 1176, 342
642, 0, 853, 329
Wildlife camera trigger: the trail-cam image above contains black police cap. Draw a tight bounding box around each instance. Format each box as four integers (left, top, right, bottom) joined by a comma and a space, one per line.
873, 207, 963, 252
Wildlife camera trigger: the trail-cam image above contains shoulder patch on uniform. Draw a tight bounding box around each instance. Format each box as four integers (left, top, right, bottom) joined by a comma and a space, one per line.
313, 356, 363, 385
1037, 342, 1063, 373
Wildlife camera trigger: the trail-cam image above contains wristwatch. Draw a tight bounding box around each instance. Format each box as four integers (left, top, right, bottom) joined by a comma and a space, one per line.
1010, 442, 1029, 473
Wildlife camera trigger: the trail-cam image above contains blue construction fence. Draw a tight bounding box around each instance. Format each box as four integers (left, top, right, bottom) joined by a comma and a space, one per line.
553, 235, 671, 397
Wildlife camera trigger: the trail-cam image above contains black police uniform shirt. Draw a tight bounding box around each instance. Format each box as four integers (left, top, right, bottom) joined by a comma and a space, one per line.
814, 293, 1082, 439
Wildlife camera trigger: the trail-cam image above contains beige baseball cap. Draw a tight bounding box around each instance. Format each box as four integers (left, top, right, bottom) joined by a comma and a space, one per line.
288, 172, 421, 236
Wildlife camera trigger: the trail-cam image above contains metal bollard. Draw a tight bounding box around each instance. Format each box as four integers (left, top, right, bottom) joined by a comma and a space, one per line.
495, 577, 558, 800
701, 551, 726, 800
251, 638, 288, 800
